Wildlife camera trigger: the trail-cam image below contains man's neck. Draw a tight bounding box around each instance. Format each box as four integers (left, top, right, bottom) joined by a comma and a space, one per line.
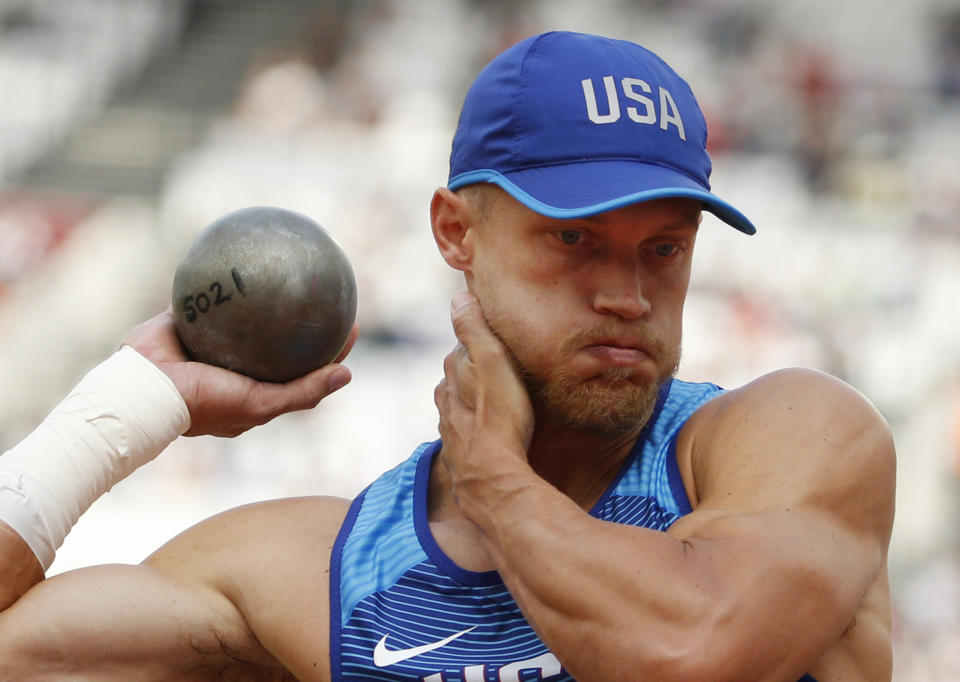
525, 421, 643, 511
429, 421, 643, 523
427, 422, 644, 553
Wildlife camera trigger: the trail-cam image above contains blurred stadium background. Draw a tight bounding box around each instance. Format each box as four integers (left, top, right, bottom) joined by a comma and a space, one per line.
0, 0, 957, 677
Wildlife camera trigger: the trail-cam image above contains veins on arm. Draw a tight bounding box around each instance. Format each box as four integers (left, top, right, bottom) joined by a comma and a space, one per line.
183, 628, 285, 680
185, 631, 296, 682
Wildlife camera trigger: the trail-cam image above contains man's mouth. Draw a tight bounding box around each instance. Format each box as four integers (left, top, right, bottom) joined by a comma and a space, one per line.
583, 340, 652, 366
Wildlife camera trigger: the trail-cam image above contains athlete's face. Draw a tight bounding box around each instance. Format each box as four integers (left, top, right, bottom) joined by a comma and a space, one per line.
453, 189, 700, 436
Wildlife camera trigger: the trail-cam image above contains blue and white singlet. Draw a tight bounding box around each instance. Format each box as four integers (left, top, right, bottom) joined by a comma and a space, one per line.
329, 378, 817, 682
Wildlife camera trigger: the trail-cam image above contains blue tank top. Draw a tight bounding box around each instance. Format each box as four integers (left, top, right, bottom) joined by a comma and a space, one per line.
330, 378, 817, 682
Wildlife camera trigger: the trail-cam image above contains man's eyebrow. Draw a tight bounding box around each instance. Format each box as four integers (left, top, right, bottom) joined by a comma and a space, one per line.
659, 219, 701, 231
670, 220, 702, 231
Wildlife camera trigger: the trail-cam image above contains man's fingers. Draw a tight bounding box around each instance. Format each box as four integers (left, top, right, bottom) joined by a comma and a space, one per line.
442, 344, 477, 410
262, 363, 353, 417
450, 290, 502, 353
450, 291, 483, 342
257, 321, 358, 419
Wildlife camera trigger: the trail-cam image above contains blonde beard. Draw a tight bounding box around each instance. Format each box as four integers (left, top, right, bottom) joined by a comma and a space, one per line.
523, 363, 673, 437
484, 307, 680, 437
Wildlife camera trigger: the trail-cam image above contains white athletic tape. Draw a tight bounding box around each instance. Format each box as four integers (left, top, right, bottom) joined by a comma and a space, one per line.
0, 346, 190, 570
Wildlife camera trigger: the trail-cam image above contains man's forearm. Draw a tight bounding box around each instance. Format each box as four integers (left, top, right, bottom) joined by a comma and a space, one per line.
0, 347, 189, 579
451, 462, 709, 681
454, 457, 872, 682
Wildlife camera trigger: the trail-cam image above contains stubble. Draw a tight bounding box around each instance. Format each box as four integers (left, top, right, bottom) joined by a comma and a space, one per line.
489, 313, 680, 438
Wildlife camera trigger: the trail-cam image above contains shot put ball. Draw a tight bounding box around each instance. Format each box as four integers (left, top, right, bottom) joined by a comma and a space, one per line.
171, 206, 357, 383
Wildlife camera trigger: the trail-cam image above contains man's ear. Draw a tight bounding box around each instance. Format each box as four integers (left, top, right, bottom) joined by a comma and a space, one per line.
430, 187, 475, 272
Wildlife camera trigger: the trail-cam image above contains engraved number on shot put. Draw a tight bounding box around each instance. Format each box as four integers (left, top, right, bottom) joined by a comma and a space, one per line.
231, 267, 246, 297
182, 280, 235, 323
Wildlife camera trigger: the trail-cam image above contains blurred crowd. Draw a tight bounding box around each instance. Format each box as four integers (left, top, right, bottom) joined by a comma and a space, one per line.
0, 0, 958, 678
0, 0, 183, 185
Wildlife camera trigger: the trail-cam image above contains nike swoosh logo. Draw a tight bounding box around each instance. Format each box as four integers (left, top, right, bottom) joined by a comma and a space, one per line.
373, 626, 477, 667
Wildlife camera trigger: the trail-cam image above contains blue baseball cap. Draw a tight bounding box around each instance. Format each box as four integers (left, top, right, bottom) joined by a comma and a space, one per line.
448, 31, 756, 235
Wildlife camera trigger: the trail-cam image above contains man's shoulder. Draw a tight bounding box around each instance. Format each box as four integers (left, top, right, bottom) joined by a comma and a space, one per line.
144, 495, 352, 575
682, 367, 896, 514
689, 367, 891, 440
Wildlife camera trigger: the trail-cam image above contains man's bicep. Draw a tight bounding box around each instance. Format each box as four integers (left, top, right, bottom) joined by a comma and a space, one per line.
665, 368, 895, 676
688, 368, 895, 532
671, 503, 880, 612
667, 502, 878, 678
0, 562, 256, 680
677, 368, 895, 572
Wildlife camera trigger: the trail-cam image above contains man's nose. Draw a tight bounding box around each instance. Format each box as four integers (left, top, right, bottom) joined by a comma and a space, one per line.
591, 259, 652, 320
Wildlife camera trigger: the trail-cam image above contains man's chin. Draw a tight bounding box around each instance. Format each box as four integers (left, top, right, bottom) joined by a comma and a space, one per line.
536, 373, 664, 437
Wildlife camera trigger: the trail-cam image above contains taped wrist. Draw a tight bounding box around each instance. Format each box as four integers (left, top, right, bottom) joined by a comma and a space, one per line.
0, 346, 191, 570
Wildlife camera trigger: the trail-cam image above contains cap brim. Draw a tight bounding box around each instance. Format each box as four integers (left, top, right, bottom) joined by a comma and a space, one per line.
449, 161, 756, 235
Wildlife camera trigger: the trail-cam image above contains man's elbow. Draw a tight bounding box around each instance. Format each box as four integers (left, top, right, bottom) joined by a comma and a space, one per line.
638, 630, 803, 682
635, 594, 826, 682
573, 602, 743, 682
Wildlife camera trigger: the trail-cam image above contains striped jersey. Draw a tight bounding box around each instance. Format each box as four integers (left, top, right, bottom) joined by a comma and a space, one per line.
329, 378, 816, 681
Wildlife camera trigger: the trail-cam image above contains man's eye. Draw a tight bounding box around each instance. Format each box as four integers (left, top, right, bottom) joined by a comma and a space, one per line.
558, 230, 582, 245
654, 243, 680, 257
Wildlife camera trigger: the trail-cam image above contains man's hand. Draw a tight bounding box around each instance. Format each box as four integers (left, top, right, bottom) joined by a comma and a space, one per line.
434, 292, 534, 483
122, 307, 358, 437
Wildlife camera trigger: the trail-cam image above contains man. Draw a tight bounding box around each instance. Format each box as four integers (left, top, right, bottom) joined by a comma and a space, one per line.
0, 31, 894, 681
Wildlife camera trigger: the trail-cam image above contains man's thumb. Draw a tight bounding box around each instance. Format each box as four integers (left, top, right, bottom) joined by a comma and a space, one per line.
450, 290, 486, 345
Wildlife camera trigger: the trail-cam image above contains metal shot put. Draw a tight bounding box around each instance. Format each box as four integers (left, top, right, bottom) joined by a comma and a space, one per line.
171, 206, 357, 383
